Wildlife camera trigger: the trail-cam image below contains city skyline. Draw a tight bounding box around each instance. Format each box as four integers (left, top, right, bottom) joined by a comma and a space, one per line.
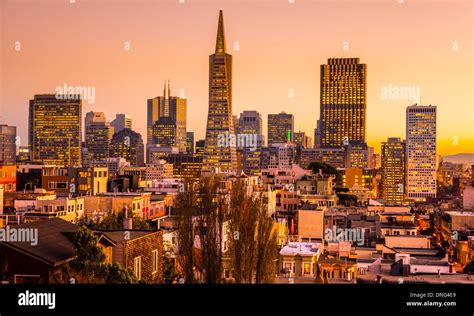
1, 0, 473, 156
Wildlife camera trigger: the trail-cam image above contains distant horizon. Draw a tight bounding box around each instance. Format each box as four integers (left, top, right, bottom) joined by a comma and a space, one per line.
1, 0, 472, 156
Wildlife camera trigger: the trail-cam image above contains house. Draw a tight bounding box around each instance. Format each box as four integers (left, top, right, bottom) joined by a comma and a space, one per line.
279, 242, 321, 277
101, 230, 163, 284
0, 218, 115, 284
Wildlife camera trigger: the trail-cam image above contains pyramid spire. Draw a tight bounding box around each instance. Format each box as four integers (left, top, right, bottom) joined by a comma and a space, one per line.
215, 9, 226, 54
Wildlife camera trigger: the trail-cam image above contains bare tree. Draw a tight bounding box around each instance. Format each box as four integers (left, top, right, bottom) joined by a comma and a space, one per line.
175, 183, 196, 284
197, 176, 225, 284
228, 181, 278, 283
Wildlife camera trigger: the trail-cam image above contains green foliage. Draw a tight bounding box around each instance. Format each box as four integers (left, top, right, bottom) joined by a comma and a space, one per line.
70, 226, 138, 284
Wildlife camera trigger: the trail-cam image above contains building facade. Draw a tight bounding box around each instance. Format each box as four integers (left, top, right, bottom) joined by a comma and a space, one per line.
202, 10, 238, 174
320, 58, 367, 148
406, 105, 437, 200
29, 94, 82, 166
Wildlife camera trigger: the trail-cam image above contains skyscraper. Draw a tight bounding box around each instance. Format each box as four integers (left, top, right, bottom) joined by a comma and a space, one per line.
238, 111, 264, 176
381, 137, 406, 204
29, 94, 82, 166
406, 104, 437, 200
147, 81, 187, 152
153, 116, 176, 147
109, 128, 144, 167
202, 10, 237, 174
85, 111, 114, 163
186, 132, 194, 154
320, 58, 367, 148
238, 111, 263, 136
111, 113, 132, 133
0, 125, 17, 165
268, 112, 294, 146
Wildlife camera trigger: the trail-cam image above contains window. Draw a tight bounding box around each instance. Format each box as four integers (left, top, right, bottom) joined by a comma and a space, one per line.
303, 263, 311, 275
134, 256, 142, 280
152, 250, 159, 274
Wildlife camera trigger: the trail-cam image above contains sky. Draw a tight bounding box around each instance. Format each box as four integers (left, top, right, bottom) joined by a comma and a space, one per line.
0, 0, 473, 155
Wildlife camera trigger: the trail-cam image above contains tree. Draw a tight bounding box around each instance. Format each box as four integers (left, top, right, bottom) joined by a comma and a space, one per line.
162, 240, 177, 284
68, 226, 138, 284
228, 181, 278, 284
174, 182, 196, 284
197, 176, 226, 284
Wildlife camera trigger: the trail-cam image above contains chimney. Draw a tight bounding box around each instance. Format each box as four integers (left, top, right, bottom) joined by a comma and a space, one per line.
123, 204, 132, 230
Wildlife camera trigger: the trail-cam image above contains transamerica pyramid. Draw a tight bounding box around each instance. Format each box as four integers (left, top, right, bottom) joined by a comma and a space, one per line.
202, 9, 238, 175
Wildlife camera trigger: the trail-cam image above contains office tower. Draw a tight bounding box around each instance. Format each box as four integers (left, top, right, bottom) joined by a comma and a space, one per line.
294, 131, 312, 148
300, 148, 346, 169
195, 139, 205, 158
85, 111, 114, 163
153, 117, 176, 147
0, 125, 17, 165
238, 111, 264, 175
345, 142, 374, 168
381, 137, 406, 204
111, 113, 132, 133
268, 112, 294, 146
314, 120, 321, 149
233, 115, 239, 135
186, 132, 194, 154
29, 94, 82, 166
406, 104, 437, 200
202, 10, 237, 174
163, 154, 203, 182
147, 81, 187, 152
109, 128, 145, 167
16, 146, 30, 164
238, 111, 263, 136
320, 58, 367, 148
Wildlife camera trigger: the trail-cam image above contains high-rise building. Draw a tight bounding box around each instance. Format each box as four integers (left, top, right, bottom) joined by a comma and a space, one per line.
85, 111, 114, 163
186, 132, 194, 154
381, 137, 406, 204
345, 142, 374, 168
202, 10, 237, 174
294, 131, 312, 149
29, 94, 82, 166
16, 146, 30, 164
195, 140, 205, 158
111, 113, 132, 133
238, 111, 263, 136
0, 125, 17, 165
237, 111, 264, 175
320, 58, 367, 148
268, 112, 294, 146
406, 104, 437, 200
147, 81, 187, 152
152, 117, 176, 148
109, 128, 144, 167
314, 120, 321, 148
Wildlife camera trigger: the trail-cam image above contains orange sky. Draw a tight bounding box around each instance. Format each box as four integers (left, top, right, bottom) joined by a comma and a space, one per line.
1, 0, 473, 155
